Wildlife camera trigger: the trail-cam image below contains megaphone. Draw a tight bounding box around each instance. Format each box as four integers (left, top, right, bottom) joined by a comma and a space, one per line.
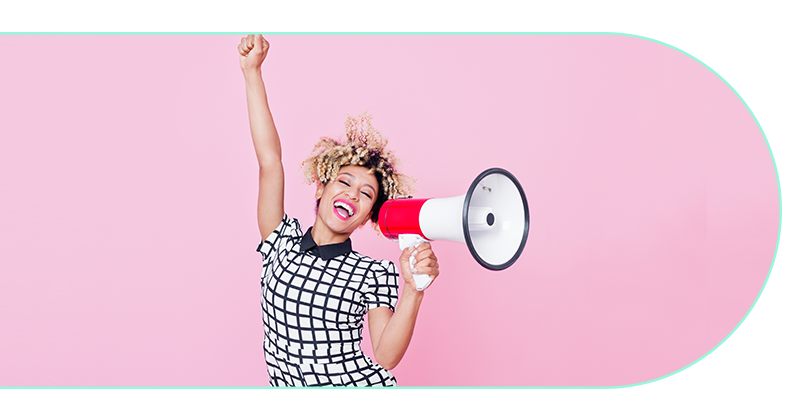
378, 168, 530, 291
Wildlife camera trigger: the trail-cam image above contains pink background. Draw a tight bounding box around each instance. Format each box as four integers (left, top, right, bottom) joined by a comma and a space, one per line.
0, 35, 778, 387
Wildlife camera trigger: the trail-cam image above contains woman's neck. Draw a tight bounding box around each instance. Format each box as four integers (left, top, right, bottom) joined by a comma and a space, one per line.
310, 221, 350, 246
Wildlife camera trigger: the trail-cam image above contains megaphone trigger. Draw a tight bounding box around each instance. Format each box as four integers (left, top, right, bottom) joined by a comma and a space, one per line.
398, 234, 432, 291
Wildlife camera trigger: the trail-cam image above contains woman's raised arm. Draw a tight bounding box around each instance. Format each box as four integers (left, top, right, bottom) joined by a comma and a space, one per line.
239, 35, 284, 240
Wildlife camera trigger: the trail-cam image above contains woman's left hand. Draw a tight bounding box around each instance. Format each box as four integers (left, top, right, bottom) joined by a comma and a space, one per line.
398, 242, 439, 290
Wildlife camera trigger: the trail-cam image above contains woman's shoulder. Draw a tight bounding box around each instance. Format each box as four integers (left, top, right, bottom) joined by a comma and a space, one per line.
348, 251, 395, 274
268, 214, 303, 238
257, 214, 303, 256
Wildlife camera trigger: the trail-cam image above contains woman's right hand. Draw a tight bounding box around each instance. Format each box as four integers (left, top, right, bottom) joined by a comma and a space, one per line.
239, 34, 269, 72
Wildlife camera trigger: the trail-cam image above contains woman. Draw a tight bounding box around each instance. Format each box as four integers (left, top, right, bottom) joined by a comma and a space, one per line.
239, 35, 440, 386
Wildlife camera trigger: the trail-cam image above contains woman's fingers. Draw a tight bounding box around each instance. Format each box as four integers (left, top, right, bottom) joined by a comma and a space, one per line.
239, 35, 265, 55
400, 246, 415, 262
253, 35, 269, 53
412, 245, 439, 280
239, 35, 270, 71
238, 37, 250, 55
399, 242, 440, 287
414, 260, 439, 274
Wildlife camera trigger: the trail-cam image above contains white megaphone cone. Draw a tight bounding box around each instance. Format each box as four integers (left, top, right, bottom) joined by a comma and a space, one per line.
378, 168, 530, 291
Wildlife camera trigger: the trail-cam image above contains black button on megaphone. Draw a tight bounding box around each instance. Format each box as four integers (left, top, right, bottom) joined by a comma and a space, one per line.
379, 168, 530, 290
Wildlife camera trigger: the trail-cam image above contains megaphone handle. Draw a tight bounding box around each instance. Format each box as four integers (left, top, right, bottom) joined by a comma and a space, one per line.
398, 234, 432, 291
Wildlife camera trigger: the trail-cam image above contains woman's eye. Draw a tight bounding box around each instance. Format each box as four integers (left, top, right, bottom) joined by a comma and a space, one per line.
362, 191, 372, 199
339, 180, 350, 187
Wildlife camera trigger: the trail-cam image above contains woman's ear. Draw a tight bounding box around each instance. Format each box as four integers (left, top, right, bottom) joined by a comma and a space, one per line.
315, 183, 324, 200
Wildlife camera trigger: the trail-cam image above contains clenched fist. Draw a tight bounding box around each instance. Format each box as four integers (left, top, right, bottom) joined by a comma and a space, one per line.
238, 34, 270, 72
398, 242, 440, 291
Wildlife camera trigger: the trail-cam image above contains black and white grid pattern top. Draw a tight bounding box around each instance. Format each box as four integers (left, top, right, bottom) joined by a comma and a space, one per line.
257, 214, 399, 370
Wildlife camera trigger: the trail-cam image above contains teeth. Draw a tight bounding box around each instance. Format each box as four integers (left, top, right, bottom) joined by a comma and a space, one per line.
334, 201, 354, 217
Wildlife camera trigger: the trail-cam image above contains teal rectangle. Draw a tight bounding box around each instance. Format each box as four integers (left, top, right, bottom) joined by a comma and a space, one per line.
706, 33, 781, 44
706, 374, 782, 390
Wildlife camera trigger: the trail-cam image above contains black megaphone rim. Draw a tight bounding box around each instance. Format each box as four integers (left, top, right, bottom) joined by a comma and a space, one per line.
462, 167, 530, 270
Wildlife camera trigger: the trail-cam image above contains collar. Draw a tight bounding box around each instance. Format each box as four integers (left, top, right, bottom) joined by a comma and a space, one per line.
299, 227, 353, 260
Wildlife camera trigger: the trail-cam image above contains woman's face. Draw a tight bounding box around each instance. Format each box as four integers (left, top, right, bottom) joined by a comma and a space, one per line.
315, 165, 379, 238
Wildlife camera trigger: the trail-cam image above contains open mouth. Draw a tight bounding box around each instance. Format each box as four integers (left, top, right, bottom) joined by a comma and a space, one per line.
333, 199, 355, 220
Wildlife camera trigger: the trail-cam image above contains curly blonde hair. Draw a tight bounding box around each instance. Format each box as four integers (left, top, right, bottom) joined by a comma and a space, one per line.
300, 112, 415, 224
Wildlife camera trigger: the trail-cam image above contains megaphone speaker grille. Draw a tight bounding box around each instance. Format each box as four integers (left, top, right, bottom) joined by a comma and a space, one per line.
463, 168, 530, 270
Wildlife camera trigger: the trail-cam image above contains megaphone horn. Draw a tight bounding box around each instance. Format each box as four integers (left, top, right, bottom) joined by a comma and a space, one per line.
379, 168, 530, 290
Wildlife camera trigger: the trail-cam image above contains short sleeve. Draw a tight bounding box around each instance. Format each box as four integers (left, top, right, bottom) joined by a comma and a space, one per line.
364, 260, 399, 312
256, 214, 303, 264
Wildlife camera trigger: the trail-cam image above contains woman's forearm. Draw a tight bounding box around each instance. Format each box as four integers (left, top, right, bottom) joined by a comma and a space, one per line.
243, 69, 281, 168
372, 283, 425, 370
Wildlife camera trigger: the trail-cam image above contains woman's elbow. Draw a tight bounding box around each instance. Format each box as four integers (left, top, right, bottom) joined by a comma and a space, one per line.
258, 156, 282, 172
375, 353, 400, 371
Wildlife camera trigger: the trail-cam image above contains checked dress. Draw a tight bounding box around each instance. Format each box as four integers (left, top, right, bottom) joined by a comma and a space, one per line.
257, 214, 399, 386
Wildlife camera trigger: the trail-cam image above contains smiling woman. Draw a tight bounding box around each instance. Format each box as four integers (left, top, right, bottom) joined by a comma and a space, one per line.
313, 166, 377, 243
239, 34, 440, 386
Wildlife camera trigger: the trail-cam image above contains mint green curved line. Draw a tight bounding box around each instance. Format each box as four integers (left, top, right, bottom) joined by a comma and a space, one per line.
592, 33, 783, 388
